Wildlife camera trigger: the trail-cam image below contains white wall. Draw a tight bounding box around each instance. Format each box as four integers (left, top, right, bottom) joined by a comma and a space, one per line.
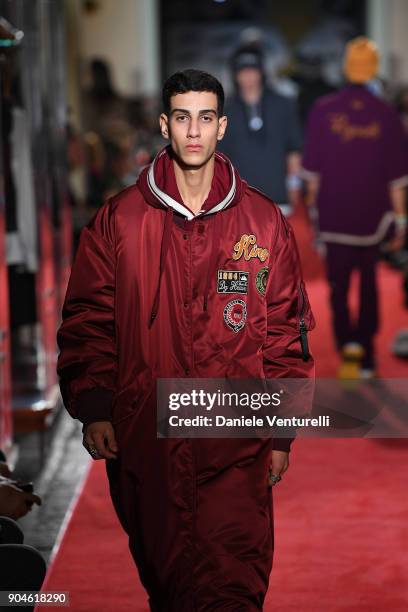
77, 0, 160, 96
367, 0, 408, 83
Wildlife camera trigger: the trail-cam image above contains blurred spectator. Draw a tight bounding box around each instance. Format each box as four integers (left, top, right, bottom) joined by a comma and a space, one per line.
0, 519, 46, 611
0, 451, 12, 478
395, 86, 408, 134
302, 37, 408, 379
79, 59, 157, 219
82, 58, 130, 142
390, 85, 408, 358
103, 140, 138, 200
84, 130, 107, 211
134, 146, 153, 176
293, 53, 337, 128
66, 123, 89, 251
0, 449, 41, 520
0, 450, 45, 606
218, 43, 303, 217
0, 477, 41, 520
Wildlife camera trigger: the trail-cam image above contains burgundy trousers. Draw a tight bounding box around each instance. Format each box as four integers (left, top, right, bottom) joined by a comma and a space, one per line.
106, 402, 274, 611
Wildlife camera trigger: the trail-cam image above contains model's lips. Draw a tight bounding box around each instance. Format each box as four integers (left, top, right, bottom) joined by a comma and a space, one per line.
186, 144, 203, 151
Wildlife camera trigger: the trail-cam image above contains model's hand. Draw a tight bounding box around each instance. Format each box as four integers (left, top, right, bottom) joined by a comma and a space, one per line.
83, 421, 118, 460
0, 482, 42, 519
269, 450, 289, 486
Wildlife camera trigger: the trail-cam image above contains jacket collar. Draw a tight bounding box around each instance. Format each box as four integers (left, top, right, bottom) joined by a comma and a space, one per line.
138, 145, 244, 220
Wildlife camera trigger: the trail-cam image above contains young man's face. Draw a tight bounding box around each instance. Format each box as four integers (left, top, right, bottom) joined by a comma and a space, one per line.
160, 91, 227, 168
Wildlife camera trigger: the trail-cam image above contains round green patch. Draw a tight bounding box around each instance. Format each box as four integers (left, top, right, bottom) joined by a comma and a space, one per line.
255, 267, 269, 296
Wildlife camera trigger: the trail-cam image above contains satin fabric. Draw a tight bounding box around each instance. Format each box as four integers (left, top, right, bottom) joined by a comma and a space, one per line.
57, 147, 315, 610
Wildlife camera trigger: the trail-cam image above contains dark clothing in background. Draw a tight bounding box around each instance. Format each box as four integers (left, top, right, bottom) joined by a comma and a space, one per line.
1, 99, 37, 327
0, 517, 46, 612
0, 454, 46, 609
1, 99, 17, 231
219, 89, 302, 204
296, 77, 337, 128
326, 243, 379, 368
8, 265, 37, 328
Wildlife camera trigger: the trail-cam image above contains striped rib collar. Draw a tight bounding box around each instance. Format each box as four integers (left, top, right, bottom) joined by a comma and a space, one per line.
146, 147, 237, 221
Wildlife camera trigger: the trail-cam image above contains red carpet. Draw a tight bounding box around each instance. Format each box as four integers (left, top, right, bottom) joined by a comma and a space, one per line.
37, 208, 408, 611
35, 461, 147, 611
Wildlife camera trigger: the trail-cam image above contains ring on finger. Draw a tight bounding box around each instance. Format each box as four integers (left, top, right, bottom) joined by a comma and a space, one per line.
84, 441, 100, 458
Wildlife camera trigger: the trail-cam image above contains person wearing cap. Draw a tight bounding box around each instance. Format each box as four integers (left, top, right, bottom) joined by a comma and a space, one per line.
218, 44, 303, 217
302, 36, 408, 378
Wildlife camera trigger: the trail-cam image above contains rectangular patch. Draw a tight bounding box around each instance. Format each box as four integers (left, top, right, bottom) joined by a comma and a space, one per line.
217, 270, 249, 294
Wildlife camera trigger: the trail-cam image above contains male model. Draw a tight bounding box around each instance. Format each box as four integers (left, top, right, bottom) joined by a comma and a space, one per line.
57, 69, 315, 611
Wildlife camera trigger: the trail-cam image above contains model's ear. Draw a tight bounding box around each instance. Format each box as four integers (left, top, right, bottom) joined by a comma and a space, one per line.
159, 113, 169, 140
217, 115, 228, 141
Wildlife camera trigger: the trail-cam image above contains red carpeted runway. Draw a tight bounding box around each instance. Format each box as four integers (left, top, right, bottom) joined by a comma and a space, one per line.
36, 208, 408, 611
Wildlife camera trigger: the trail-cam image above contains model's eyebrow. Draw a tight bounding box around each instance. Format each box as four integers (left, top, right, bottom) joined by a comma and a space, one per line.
170, 108, 218, 116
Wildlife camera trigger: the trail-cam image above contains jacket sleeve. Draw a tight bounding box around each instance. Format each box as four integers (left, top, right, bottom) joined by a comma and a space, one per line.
263, 208, 316, 452
56, 200, 117, 426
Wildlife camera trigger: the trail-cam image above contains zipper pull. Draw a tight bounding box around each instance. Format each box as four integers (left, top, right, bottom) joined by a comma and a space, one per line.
299, 319, 310, 361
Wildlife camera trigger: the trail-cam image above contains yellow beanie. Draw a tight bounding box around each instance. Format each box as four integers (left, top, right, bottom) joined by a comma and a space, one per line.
343, 37, 379, 83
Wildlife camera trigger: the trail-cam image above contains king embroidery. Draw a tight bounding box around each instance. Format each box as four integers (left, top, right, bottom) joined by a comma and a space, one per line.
232, 234, 269, 263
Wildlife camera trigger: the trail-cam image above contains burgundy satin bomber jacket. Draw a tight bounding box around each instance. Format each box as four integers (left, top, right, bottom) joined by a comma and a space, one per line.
56, 146, 315, 452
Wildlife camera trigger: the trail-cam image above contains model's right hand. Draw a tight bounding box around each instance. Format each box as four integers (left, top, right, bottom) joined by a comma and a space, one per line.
83, 421, 118, 460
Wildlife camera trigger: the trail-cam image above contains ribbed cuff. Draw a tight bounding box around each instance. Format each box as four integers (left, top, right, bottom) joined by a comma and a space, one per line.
273, 437, 294, 452
75, 387, 114, 426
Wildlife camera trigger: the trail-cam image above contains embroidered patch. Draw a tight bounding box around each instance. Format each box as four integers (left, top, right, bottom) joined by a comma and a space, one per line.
232, 234, 269, 262
223, 299, 247, 333
217, 270, 249, 294
255, 267, 269, 296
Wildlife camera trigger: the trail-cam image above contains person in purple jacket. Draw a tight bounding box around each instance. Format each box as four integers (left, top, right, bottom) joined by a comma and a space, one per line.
302, 37, 408, 378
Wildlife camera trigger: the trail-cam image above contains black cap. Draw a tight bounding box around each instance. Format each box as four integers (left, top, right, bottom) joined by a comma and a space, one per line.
231, 44, 264, 74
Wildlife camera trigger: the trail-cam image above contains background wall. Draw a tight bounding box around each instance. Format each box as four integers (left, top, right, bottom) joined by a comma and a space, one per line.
367, 0, 408, 84
66, 0, 160, 102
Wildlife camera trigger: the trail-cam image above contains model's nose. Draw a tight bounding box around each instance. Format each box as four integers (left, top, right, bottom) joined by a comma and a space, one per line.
187, 118, 200, 138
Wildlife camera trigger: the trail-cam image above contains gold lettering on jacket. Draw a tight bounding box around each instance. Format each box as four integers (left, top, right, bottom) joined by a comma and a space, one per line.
233, 234, 269, 263
329, 113, 381, 142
